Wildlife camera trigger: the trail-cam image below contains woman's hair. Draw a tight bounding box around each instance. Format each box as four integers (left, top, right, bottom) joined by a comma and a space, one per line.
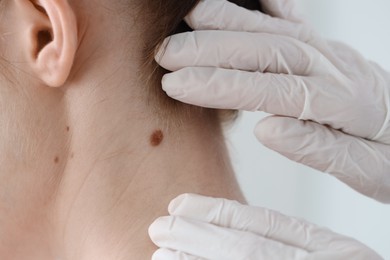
137, 0, 263, 124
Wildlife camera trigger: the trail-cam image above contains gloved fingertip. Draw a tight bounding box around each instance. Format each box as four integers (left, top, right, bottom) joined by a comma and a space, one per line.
161, 73, 186, 99
254, 116, 306, 153
161, 74, 171, 92
154, 37, 171, 64
253, 116, 278, 143
168, 193, 191, 215
152, 248, 172, 260
254, 116, 305, 142
148, 216, 172, 245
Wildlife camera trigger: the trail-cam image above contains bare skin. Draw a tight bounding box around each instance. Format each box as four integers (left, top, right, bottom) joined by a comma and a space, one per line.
0, 1, 244, 259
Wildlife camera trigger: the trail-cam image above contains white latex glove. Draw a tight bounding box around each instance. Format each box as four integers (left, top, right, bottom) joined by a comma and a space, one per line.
149, 194, 383, 260
155, 0, 390, 203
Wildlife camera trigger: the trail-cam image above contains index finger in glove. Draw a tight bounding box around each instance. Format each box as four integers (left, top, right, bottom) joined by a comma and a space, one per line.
156, 31, 323, 75
162, 67, 305, 118
185, 0, 311, 42
167, 193, 346, 252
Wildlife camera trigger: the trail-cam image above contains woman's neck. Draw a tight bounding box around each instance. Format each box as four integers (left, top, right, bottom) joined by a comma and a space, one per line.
49, 59, 243, 258
53, 98, 243, 259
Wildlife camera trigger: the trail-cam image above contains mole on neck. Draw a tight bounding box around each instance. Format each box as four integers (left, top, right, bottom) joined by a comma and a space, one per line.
150, 130, 164, 147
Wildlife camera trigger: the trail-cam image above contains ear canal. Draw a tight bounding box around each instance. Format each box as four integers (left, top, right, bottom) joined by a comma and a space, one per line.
36, 29, 53, 57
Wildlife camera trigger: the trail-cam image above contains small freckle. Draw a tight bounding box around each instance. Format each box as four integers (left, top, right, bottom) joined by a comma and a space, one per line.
66, 126, 70, 132
150, 130, 164, 147
70, 153, 75, 159
54, 156, 59, 164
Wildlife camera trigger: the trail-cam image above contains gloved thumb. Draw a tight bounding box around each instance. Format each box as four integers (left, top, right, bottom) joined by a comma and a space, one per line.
254, 116, 390, 203
260, 0, 304, 23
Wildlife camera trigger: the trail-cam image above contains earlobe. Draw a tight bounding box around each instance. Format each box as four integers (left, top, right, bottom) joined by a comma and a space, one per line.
18, 0, 78, 87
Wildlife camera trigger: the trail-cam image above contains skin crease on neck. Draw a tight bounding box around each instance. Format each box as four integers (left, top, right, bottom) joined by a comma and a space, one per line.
0, 0, 245, 259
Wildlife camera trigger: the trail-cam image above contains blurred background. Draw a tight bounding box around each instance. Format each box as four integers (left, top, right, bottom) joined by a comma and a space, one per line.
226, 0, 390, 258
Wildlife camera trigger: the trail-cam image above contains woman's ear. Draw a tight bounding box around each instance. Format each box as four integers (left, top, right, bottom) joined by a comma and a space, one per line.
16, 0, 78, 87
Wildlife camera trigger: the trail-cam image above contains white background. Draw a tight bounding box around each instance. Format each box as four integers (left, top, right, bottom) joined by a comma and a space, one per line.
227, 0, 390, 258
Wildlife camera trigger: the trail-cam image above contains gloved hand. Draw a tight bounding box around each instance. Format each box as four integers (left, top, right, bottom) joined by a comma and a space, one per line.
149, 194, 383, 260
155, 0, 390, 203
